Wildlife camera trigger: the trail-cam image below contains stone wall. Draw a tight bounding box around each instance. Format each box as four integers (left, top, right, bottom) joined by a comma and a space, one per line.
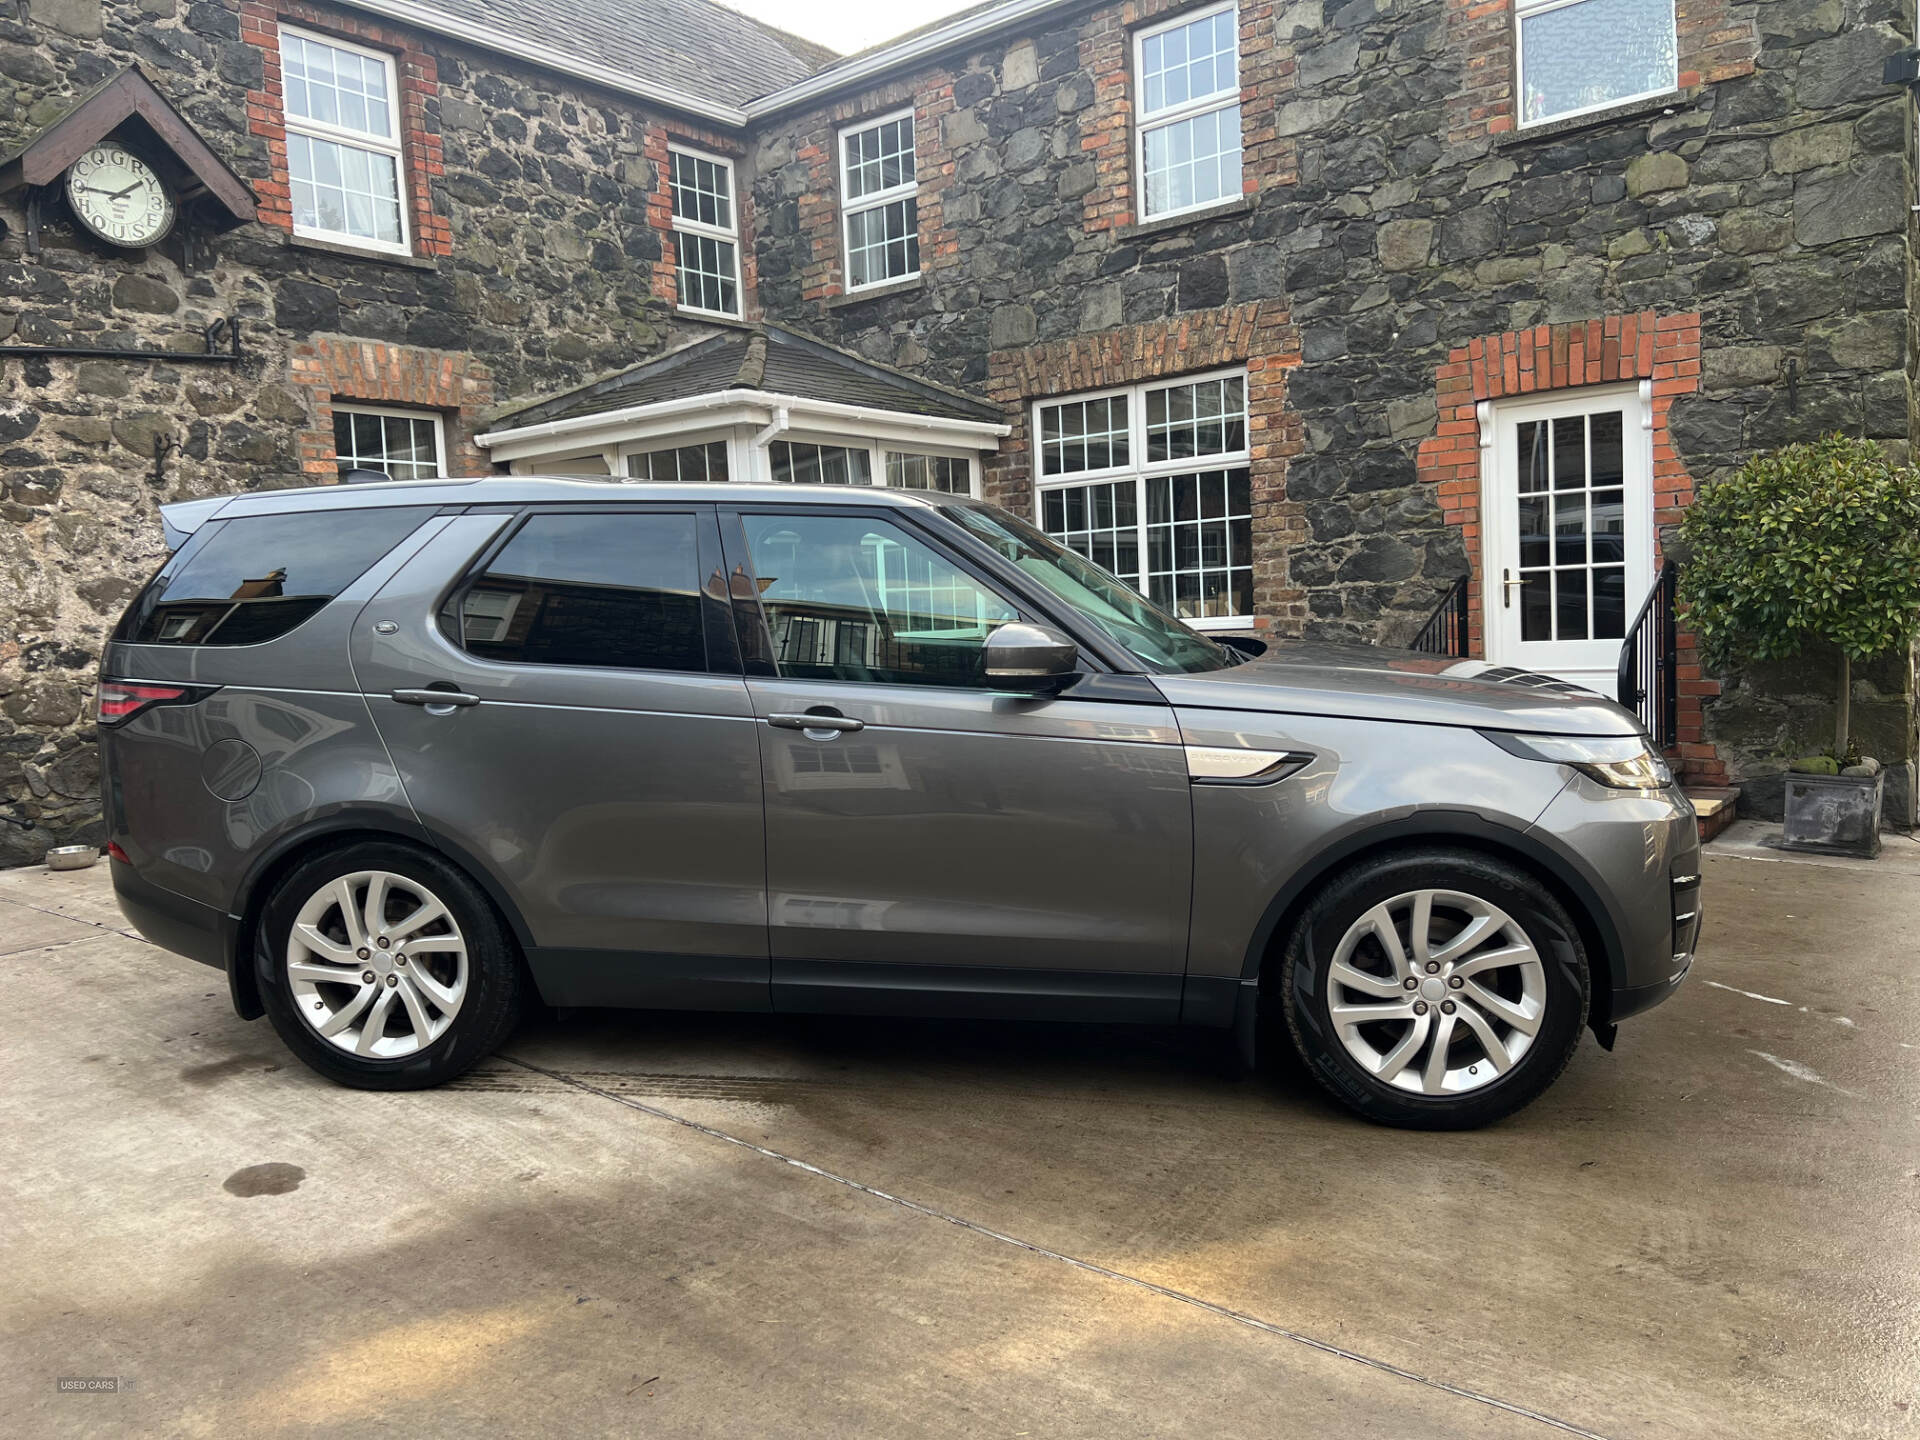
749, 0, 1915, 793
0, 0, 716, 861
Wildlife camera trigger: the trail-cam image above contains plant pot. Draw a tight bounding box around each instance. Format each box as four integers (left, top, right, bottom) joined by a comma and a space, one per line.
1780, 770, 1884, 859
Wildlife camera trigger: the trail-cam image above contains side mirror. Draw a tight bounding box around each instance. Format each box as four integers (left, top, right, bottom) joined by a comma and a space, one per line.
983, 622, 1080, 692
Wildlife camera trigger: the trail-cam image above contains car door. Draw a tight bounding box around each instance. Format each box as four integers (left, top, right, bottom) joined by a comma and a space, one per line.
351, 504, 770, 1011
720, 503, 1193, 1021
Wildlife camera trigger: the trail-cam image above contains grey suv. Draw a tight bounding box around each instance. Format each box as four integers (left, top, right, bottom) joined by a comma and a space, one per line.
100, 478, 1698, 1128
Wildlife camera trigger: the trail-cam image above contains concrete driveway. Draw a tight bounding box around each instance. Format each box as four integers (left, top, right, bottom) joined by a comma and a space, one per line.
2, 845, 1915, 1439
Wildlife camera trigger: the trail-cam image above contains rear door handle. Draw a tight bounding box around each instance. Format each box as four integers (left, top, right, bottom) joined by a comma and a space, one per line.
391, 688, 480, 708
768, 712, 864, 733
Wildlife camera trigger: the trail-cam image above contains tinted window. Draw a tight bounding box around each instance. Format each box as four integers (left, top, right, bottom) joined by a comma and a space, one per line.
741, 512, 1017, 688
449, 511, 706, 672
119, 507, 434, 646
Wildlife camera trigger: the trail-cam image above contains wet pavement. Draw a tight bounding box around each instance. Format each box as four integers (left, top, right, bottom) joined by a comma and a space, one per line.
1, 850, 1915, 1438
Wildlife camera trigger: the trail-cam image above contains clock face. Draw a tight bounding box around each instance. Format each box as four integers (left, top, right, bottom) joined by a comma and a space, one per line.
66, 142, 175, 248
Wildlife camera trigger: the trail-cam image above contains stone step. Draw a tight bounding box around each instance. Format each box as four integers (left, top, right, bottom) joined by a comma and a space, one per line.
1686, 786, 1741, 844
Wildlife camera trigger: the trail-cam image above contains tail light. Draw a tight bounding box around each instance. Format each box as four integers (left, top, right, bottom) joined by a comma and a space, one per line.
95, 680, 216, 727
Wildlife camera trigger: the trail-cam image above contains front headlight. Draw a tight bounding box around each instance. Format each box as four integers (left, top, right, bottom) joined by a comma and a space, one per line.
1482, 730, 1674, 790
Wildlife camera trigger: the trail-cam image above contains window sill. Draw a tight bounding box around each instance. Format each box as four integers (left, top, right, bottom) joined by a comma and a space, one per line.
676, 307, 755, 332
1117, 195, 1251, 243
288, 233, 438, 270
1494, 89, 1696, 148
827, 276, 924, 309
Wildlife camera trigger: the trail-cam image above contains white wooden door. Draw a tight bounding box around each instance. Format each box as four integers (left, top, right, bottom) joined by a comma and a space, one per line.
1482, 385, 1653, 694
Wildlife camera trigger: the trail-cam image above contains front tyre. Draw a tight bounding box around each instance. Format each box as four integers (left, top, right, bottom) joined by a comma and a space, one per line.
1278, 848, 1589, 1130
255, 842, 525, 1090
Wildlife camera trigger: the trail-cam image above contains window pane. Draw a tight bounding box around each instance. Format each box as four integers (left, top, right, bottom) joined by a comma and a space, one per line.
670, 150, 734, 232
128, 508, 435, 647
629, 441, 728, 483
1141, 104, 1242, 217
770, 441, 872, 486
843, 114, 915, 200
845, 196, 919, 287
1520, 571, 1551, 642
334, 406, 441, 482
1146, 376, 1248, 462
454, 513, 706, 672
1037, 395, 1129, 476
1144, 466, 1253, 620
1139, 8, 1239, 120
1519, 0, 1676, 124
1554, 568, 1589, 641
1593, 566, 1626, 639
289, 133, 402, 245
886, 452, 970, 493
1040, 479, 1140, 588
282, 30, 395, 139
676, 232, 738, 315
741, 513, 1018, 688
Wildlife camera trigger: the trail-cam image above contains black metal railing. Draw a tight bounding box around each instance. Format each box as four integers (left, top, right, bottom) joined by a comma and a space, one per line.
1617, 564, 1679, 748
1409, 574, 1471, 657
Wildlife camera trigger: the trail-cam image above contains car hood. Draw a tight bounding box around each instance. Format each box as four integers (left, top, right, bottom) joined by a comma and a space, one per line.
1152, 641, 1644, 737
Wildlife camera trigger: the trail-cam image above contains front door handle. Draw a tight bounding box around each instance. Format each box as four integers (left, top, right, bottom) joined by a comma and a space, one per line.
768, 712, 864, 734
391, 688, 480, 708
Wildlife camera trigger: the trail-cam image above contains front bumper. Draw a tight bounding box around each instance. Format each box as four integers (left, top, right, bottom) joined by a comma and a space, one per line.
1529, 777, 1700, 1026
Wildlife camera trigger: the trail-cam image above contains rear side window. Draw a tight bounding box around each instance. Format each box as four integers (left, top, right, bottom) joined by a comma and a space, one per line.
118, 507, 435, 646
445, 511, 706, 672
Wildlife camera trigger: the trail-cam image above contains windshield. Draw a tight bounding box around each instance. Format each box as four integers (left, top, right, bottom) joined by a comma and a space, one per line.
948, 503, 1236, 674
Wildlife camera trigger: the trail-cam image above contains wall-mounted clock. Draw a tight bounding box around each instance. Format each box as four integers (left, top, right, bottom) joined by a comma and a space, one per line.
66, 141, 175, 249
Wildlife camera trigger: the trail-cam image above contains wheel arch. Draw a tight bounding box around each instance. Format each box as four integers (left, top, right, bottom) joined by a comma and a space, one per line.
1237, 812, 1626, 1035
227, 811, 537, 1022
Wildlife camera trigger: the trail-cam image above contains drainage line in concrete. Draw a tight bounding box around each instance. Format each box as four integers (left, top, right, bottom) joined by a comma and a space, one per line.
501, 1054, 1613, 1440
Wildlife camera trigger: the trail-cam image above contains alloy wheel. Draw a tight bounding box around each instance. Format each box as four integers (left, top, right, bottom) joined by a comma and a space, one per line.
1325, 888, 1546, 1096
285, 870, 469, 1059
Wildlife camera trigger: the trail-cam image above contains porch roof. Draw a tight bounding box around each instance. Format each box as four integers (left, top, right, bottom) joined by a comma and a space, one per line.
498, 326, 1004, 429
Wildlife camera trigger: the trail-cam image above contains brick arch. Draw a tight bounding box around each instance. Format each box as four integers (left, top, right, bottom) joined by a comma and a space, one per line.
1416, 312, 1725, 783
288, 337, 495, 480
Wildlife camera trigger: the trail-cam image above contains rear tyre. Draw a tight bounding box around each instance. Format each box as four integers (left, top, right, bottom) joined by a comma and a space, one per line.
1277, 848, 1589, 1130
254, 841, 524, 1090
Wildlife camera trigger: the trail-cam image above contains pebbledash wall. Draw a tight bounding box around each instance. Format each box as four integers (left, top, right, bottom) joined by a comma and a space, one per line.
1, 0, 1917, 859
0, 0, 751, 861
748, 0, 1918, 810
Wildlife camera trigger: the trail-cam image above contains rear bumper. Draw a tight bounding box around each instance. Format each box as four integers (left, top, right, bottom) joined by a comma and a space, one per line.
111, 858, 232, 972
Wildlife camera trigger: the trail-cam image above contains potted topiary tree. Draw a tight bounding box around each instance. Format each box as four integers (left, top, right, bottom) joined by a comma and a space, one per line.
1677, 434, 1920, 858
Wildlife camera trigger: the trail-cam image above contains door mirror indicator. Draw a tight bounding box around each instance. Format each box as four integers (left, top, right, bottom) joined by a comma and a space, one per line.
983, 623, 1080, 692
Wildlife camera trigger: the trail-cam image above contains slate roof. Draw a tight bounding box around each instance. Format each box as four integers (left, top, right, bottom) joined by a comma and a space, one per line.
407, 0, 838, 108
501, 326, 1004, 429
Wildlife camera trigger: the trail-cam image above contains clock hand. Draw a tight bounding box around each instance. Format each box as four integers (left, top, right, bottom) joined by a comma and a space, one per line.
105, 181, 145, 200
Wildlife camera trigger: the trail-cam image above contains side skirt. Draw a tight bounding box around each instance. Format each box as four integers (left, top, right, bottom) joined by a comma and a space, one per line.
773, 959, 1183, 1023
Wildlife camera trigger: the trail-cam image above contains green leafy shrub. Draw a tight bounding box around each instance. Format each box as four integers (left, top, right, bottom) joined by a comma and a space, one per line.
1676, 434, 1920, 755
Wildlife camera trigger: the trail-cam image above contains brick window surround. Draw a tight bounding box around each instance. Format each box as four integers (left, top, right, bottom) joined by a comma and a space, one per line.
986, 301, 1308, 631
1416, 312, 1725, 783
643, 124, 757, 318
784, 76, 960, 306
1078, 0, 1294, 234
241, 2, 452, 258
1446, 0, 1759, 140
289, 338, 493, 481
